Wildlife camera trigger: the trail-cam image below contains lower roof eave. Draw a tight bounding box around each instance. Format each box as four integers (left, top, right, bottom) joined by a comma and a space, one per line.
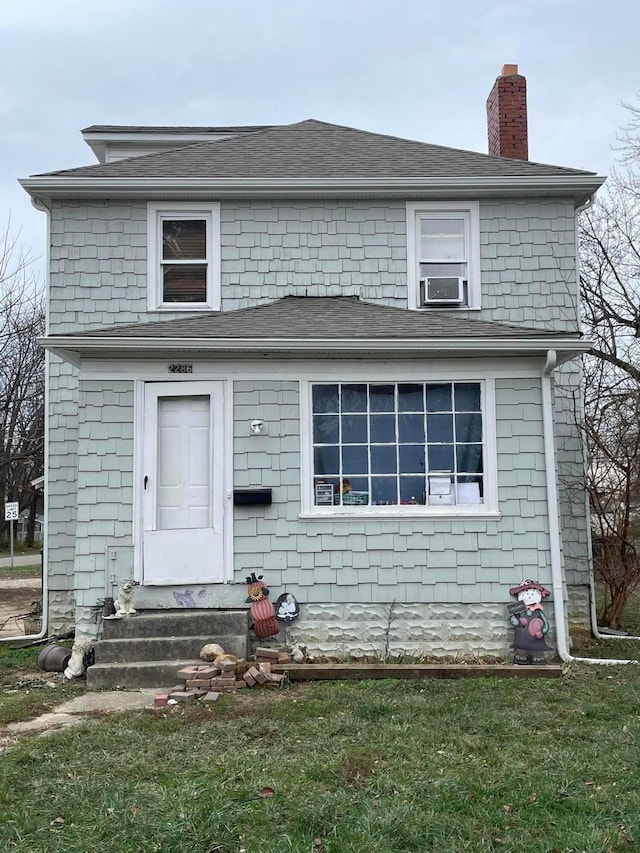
20, 174, 605, 207
41, 335, 592, 365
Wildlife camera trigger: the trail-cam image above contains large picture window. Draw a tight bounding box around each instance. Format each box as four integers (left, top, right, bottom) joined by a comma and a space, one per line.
147, 202, 221, 311
311, 381, 484, 509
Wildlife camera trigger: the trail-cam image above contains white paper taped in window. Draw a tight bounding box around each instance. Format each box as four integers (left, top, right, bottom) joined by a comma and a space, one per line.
429, 476, 452, 495
457, 483, 481, 504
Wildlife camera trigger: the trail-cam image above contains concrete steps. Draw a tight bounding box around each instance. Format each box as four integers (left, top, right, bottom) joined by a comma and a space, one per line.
87, 609, 249, 689
94, 635, 246, 664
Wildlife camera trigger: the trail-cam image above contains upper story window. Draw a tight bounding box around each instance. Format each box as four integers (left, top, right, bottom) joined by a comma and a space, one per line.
406, 202, 481, 310
147, 202, 221, 311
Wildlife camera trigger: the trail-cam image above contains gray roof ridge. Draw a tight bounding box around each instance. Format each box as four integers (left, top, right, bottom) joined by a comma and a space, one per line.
36, 122, 302, 178
61, 294, 576, 340
273, 294, 569, 335
35, 118, 597, 179
36, 137, 252, 177
284, 119, 596, 176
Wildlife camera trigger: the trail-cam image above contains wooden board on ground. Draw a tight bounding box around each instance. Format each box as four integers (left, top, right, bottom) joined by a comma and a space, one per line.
272, 663, 562, 681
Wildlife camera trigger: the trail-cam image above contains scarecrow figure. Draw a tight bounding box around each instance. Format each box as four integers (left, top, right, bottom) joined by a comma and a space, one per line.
245, 572, 280, 639
508, 579, 553, 665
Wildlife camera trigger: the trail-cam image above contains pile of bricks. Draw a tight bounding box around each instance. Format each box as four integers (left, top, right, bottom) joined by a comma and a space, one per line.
153, 648, 291, 707
256, 647, 292, 666
242, 647, 289, 689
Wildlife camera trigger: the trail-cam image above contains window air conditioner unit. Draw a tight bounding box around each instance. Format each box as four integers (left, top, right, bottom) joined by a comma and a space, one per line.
420, 276, 465, 305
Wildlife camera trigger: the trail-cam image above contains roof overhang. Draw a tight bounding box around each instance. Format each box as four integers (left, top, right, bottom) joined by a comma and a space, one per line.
81, 131, 241, 164
40, 334, 592, 366
21, 174, 606, 207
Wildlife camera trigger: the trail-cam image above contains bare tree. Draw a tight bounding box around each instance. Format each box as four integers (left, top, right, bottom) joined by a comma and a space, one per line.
0, 220, 45, 547
579, 100, 640, 628
580, 356, 640, 627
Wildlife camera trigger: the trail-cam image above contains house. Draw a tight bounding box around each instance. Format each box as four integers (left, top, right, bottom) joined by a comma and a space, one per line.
16, 510, 44, 544
21, 65, 604, 661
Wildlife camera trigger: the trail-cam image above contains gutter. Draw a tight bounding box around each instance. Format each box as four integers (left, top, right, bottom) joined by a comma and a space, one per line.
19, 174, 606, 205
541, 350, 637, 665
39, 334, 593, 359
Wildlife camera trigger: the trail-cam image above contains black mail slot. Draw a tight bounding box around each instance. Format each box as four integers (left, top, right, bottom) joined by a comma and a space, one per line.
233, 489, 273, 506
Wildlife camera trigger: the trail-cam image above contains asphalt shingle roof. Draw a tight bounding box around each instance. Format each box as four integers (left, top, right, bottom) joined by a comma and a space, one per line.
38, 120, 595, 180
71, 296, 579, 341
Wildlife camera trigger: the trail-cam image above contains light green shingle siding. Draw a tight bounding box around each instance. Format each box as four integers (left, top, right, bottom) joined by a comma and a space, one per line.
232, 377, 553, 605
45, 195, 589, 639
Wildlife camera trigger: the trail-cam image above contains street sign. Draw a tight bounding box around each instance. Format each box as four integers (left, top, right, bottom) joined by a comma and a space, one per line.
4, 502, 19, 521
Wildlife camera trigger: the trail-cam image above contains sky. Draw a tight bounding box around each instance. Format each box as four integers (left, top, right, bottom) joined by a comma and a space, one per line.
2, 0, 639, 281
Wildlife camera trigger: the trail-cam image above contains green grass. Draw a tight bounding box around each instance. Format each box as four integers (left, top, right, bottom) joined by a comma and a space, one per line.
0, 564, 41, 580
595, 583, 640, 636
2, 587, 640, 851
2, 669, 640, 852
0, 543, 42, 556
0, 644, 84, 727
573, 585, 640, 661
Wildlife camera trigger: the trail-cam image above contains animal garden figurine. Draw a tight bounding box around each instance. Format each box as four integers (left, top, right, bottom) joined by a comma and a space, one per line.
114, 578, 139, 617
275, 592, 299, 623
290, 642, 306, 664
63, 633, 94, 680
200, 643, 225, 662
508, 579, 552, 664
245, 572, 280, 639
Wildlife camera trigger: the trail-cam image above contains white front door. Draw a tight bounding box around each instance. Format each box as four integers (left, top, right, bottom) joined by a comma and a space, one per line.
142, 381, 226, 584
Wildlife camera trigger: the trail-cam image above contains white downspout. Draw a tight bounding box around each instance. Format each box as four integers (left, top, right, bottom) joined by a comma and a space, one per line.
542, 349, 637, 665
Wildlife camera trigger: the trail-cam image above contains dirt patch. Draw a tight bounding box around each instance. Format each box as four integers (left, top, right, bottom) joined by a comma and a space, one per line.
0, 733, 18, 752
0, 581, 42, 638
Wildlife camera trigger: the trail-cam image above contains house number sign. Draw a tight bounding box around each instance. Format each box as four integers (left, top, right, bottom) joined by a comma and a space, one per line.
168, 364, 193, 374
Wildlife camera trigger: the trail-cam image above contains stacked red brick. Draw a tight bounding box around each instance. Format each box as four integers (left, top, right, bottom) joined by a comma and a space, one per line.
154, 648, 292, 705
242, 647, 289, 688
486, 64, 528, 162
183, 662, 247, 692
152, 662, 250, 705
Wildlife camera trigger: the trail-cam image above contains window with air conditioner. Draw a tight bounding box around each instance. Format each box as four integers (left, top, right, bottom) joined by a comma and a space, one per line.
406, 202, 481, 310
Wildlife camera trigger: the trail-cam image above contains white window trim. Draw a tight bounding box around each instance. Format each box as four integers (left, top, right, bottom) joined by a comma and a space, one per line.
300, 377, 498, 519
406, 201, 481, 311
147, 202, 221, 311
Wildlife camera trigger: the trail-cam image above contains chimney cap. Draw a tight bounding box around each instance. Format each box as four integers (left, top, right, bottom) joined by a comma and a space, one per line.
501, 64, 519, 77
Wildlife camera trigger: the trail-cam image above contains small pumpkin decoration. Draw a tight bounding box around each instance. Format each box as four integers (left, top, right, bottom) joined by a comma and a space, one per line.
254, 615, 280, 639
251, 596, 276, 622
246, 574, 268, 602
245, 572, 280, 639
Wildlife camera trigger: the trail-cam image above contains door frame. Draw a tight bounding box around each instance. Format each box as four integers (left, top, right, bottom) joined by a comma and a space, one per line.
133, 378, 233, 585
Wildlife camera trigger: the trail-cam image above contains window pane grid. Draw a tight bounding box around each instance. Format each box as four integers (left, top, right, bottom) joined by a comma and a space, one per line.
312, 382, 483, 507
160, 216, 208, 304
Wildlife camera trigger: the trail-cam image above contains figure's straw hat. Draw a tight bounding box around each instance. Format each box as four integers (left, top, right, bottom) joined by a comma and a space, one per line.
509, 579, 550, 598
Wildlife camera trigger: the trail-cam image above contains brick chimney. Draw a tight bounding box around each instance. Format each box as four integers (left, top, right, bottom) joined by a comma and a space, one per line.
486, 64, 528, 161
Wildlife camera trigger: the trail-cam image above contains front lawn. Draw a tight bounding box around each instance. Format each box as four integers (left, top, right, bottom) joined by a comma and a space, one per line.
0, 644, 84, 726
0, 564, 41, 581
1, 665, 640, 852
